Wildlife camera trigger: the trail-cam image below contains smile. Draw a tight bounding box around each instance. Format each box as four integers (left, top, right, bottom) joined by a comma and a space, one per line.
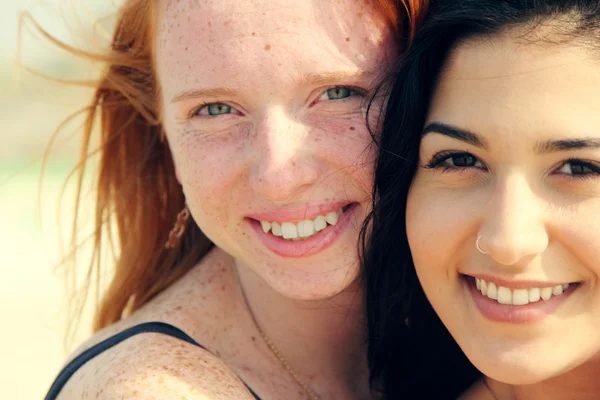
465, 275, 580, 323
259, 208, 345, 241
475, 277, 571, 306
248, 203, 358, 258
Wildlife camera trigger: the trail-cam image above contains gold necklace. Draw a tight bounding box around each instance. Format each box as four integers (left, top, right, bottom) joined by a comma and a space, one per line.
240, 285, 320, 400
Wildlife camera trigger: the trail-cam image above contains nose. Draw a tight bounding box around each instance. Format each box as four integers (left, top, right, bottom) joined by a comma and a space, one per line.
478, 173, 549, 266
249, 108, 320, 203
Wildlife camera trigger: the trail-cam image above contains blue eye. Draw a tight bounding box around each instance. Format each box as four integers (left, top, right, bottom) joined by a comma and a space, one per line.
319, 86, 353, 101
206, 103, 232, 115
191, 102, 234, 118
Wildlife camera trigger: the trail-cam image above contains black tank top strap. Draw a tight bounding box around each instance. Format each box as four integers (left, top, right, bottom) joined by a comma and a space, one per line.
44, 321, 261, 400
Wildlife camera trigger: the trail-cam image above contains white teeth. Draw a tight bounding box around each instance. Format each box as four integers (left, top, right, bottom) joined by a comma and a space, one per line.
497, 286, 512, 305
314, 215, 327, 232
487, 282, 498, 300
324, 211, 339, 225
281, 222, 298, 239
512, 289, 529, 306
260, 221, 272, 233
297, 220, 315, 238
271, 222, 282, 237
475, 278, 572, 306
528, 287, 541, 303
541, 287, 553, 301
259, 209, 343, 241
552, 285, 563, 296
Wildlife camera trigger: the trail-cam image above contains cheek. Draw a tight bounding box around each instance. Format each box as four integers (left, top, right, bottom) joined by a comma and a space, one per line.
309, 115, 376, 192
167, 123, 249, 183
554, 201, 600, 280
165, 125, 251, 220
406, 180, 471, 276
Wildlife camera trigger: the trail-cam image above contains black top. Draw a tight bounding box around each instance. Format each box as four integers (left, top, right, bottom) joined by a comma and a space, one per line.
44, 322, 262, 400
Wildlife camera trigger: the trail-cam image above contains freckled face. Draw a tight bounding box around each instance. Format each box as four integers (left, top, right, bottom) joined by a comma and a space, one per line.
155, 0, 396, 299
407, 34, 600, 384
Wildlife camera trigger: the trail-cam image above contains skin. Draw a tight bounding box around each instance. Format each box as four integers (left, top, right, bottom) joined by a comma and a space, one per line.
57, 1, 395, 399
407, 29, 600, 400
157, 0, 390, 300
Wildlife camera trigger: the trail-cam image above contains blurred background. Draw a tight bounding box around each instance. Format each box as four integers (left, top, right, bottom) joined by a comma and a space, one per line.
1, 1, 116, 398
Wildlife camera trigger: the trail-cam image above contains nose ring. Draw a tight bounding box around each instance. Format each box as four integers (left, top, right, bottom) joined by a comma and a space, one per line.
476, 235, 488, 254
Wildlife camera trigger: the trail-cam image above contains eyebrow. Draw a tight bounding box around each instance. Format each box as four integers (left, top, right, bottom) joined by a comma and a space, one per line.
297, 70, 377, 86
422, 122, 488, 148
170, 70, 376, 104
171, 87, 237, 104
535, 138, 600, 154
423, 122, 600, 154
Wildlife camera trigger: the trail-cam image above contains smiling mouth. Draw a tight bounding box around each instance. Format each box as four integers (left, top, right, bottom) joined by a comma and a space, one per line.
255, 203, 355, 241
467, 275, 579, 306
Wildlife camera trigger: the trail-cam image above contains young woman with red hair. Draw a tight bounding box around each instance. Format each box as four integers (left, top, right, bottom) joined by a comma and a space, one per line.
41, 1, 428, 399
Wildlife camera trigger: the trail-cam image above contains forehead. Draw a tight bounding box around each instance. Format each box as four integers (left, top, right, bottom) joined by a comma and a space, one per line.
154, 0, 393, 98
428, 33, 600, 138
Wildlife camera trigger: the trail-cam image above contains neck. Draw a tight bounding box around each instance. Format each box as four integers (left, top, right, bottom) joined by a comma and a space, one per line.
487, 358, 600, 400
235, 260, 371, 399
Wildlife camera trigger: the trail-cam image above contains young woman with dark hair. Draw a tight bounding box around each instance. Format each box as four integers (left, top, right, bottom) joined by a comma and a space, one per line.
364, 1, 600, 398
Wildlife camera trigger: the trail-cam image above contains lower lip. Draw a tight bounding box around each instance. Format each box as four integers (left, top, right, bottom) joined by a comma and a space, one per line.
248, 204, 358, 258
465, 277, 576, 324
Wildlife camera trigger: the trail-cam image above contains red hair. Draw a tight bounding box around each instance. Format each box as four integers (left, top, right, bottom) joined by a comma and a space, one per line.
24, 0, 429, 340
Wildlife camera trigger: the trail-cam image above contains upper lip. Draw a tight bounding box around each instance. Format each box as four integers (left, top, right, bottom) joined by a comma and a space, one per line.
466, 273, 579, 289
246, 201, 354, 223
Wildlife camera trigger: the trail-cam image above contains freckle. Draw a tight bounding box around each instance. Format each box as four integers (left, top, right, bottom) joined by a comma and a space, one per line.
349, 126, 355, 130
251, 32, 255, 36
264, 44, 271, 51
251, 336, 256, 341
346, 37, 350, 42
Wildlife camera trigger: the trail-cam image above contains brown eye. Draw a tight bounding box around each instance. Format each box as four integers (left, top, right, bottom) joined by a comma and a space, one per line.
556, 160, 600, 176
446, 154, 478, 167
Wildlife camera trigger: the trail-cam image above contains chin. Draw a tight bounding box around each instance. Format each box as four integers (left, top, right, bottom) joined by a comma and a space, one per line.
471, 356, 561, 386
266, 264, 360, 301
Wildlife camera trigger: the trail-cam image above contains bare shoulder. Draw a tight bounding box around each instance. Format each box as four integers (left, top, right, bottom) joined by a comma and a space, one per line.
55, 328, 257, 400
54, 250, 254, 399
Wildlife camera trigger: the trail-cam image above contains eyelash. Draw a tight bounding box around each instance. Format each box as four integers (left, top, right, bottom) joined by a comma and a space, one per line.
425, 151, 600, 180
320, 85, 368, 100
425, 151, 486, 173
187, 85, 367, 119
188, 102, 239, 119
553, 158, 600, 180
